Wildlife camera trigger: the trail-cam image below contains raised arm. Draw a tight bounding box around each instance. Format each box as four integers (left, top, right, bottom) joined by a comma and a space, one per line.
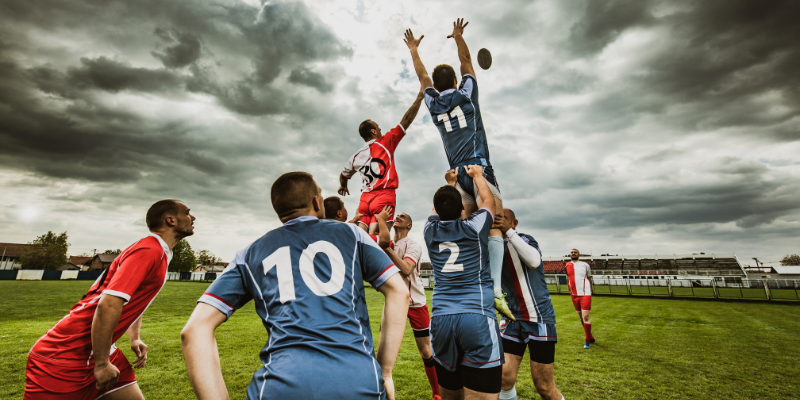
404, 29, 433, 89
385, 247, 415, 276
374, 206, 393, 249
447, 18, 475, 78
399, 90, 425, 130
181, 303, 230, 400
376, 273, 410, 397
465, 165, 494, 219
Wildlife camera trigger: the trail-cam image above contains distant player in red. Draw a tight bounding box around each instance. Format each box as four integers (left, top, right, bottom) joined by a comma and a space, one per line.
339, 90, 424, 234
24, 200, 195, 400
565, 248, 595, 349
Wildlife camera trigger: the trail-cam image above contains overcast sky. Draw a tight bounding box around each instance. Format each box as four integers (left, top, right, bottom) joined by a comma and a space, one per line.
1, 0, 799, 265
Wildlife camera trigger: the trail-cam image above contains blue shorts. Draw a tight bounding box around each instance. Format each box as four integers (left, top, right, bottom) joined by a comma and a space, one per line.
431, 313, 504, 371
452, 159, 501, 205
498, 318, 558, 343
245, 348, 387, 399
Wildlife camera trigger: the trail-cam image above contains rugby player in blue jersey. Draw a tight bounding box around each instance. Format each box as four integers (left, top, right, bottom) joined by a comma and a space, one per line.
424, 165, 503, 400
180, 172, 410, 399
493, 209, 564, 400
405, 19, 514, 322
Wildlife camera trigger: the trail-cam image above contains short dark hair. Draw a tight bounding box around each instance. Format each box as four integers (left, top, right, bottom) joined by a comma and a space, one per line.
271, 172, 318, 219
146, 199, 182, 231
358, 120, 376, 140
433, 185, 462, 221
432, 64, 457, 92
505, 209, 516, 221
324, 196, 344, 219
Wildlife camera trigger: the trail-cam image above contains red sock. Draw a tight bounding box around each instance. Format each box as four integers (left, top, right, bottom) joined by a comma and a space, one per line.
423, 357, 440, 396
583, 323, 593, 342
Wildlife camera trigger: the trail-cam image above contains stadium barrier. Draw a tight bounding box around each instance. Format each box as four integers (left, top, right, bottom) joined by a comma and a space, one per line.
544, 275, 800, 301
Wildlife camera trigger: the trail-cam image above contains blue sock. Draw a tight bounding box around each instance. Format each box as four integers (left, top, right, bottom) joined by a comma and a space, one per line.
488, 236, 504, 298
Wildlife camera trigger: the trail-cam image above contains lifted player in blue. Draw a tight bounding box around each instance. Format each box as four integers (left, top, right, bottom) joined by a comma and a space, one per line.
424, 165, 504, 400
493, 209, 564, 400
180, 172, 410, 399
404, 19, 513, 322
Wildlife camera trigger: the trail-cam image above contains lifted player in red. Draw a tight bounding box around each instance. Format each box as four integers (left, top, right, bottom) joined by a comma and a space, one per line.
565, 248, 595, 349
24, 200, 195, 400
339, 90, 424, 234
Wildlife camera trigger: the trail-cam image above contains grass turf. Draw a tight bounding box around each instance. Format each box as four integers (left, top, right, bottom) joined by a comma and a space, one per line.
1, 281, 799, 399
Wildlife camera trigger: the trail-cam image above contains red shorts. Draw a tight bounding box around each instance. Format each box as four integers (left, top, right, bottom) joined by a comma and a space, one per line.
408, 305, 431, 336
25, 349, 136, 400
357, 189, 396, 226
571, 295, 592, 312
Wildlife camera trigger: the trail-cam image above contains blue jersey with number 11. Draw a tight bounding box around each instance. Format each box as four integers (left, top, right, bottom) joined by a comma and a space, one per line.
198, 216, 398, 399
424, 74, 490, 167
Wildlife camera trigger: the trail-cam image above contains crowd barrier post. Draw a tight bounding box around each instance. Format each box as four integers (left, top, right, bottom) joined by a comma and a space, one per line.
763, 279, 771, 301
711, 278, 719, 298
625, 278, 631, 295
667, 279, 673, 297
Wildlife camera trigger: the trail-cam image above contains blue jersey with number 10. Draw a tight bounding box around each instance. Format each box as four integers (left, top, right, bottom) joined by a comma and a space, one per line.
423, 208, 495, 319
424, 74, 490, 168
198, 216, 398, 399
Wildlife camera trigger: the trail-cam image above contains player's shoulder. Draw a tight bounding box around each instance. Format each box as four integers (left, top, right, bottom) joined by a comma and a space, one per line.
462, 73, 477, 83
517, 232, 539, 246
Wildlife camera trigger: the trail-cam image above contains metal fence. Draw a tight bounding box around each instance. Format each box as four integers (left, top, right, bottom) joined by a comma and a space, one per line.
544, 275, 800, 301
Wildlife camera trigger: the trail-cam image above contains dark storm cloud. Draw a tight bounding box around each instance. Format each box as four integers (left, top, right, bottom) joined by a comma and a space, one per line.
0, 0, 353, 188
563, 0, 800, 137
152, 29, 202, 69
288, 67, 334, 93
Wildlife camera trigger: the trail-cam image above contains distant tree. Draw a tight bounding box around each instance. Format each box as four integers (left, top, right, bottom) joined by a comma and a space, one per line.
20, 231, 69, 270
76, 252, 92, 257
780, 254, 800, 266
103, 249, 122, 254
169, 239, 197, 272
196, 249, 222, 266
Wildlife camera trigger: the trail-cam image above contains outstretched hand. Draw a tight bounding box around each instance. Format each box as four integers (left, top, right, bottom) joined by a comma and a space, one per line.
445, 168, 458, 186
447, 18, 469, 38
464, 164, 484, 178
404, 29, 424, 50
375, 206, 394, 222
338, 186, 349, 196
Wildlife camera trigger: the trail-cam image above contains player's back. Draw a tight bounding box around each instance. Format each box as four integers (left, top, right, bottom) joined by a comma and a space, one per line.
502, 233, 555, 324
423, 208, 494, 318
424, 75, 489, 167
201, 216, 397, 399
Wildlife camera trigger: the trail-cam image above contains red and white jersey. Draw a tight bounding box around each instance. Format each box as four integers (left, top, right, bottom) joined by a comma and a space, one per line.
341, 125, 405, 193
566, 260, 592, 296
391, 236, 425, 307
30, 234, 171, 363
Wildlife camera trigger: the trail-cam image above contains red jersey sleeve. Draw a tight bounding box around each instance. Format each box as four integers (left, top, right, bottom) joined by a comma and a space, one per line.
380, 125, 406, 153
102, 247, 162, 303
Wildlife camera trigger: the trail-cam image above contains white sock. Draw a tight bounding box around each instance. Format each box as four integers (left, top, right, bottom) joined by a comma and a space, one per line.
488, 236, 504, 298
499, 386, 517, 400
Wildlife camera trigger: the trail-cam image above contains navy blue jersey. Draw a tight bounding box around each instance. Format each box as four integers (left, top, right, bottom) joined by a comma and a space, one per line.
423, 208, 495, 318
501, 233, 555, 324
199, 216, 398, 399
424, 74, 490, 168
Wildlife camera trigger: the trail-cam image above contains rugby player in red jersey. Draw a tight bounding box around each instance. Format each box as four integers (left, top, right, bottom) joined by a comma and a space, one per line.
24, 200, 195, 400
565, 248, 595, 349
339, 90, 424, 235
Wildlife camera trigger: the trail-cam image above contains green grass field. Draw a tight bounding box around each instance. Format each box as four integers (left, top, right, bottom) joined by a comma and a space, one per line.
2, 281, 799, 399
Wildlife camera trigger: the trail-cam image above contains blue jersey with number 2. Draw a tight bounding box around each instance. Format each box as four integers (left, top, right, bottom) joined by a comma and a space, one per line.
423, 208, 495, 319
199, 216, 398, 399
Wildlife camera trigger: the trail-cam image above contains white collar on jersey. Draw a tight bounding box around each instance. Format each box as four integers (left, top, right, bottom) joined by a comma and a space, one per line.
440, 88, 456, 95
284, 215, 318, 226
148, 233, 173, 262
